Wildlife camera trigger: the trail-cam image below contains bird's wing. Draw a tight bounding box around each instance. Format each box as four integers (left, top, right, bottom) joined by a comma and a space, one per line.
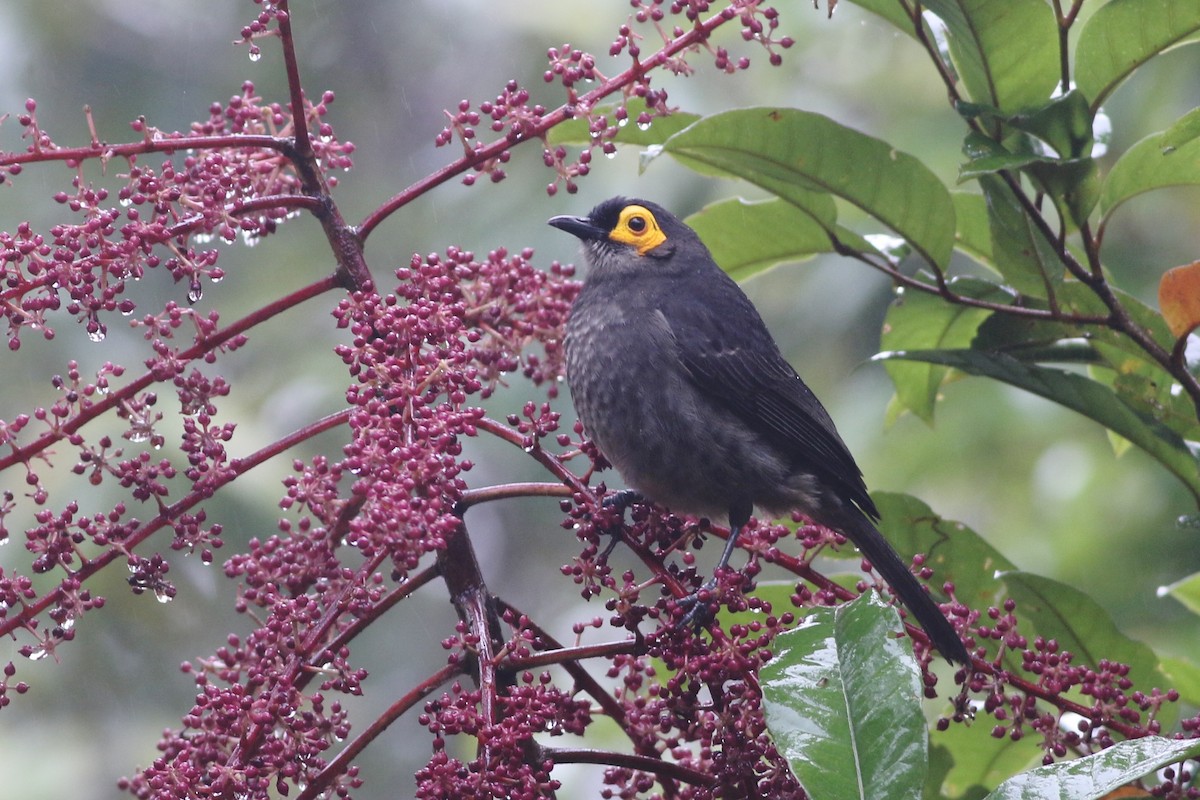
661, 284, 878, 518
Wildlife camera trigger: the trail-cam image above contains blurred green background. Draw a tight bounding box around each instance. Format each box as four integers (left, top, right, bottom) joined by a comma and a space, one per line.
1, 1, 1199, 797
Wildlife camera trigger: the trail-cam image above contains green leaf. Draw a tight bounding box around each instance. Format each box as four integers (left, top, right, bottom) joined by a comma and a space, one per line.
761, 592, 928, 800
1100, 126, 1200, 221
1159, 655, 1200, 708
1012, 90, 1095, 160
951, 191, 993, 266
1024, 157, 1101, 228
659, 107, 956, 269
1161, 570, 1200, 616
1075, 0, 1200, 111
845, 0, 919, 37
881, 278, 1011, 422
546, 98, 700, 147
982, 736, 1200, 800
922, 0, 1059, 113
931, 718, 1039, 798
1000, 571, 1160, 688
1161, 107, 1200, 153
871, 492, 1015, 611
959, 131, 1053, 182
979, 174, 1064, 297
685, 197, 834, 282
875, 349, 1200, 502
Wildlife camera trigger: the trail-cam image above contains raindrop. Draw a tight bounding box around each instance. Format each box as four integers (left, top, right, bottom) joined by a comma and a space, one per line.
87, 328, 106, 343
637, 121, 651, 131
187, 282, 203, 303
249, 49, 262, 62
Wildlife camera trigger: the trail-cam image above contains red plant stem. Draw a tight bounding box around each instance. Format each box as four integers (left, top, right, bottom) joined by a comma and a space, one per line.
274, 1, 313, 162
0, 407, 352, 640
493, 598, 680, 798
500, 638, 637, 672
0, 272, 339, 473
457, 481, 573, 510
312, 564, 439, 670
473, 417, 694, 600
295, 661, 465, 800
0, 133, 292, 169
356, 8, 742, 241
538, 746, 715, 788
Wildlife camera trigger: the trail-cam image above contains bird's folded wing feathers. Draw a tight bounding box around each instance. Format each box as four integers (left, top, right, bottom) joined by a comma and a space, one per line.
666, 308, 878, 518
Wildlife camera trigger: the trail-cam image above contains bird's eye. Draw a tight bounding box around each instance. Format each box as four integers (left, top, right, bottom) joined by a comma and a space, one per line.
610, 204, 667, 254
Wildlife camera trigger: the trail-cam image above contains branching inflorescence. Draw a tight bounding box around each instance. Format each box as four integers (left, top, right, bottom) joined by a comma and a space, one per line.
0, 0, 1192, 798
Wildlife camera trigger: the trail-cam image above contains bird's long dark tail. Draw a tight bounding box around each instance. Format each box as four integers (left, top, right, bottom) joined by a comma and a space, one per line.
831, 509, 970, 665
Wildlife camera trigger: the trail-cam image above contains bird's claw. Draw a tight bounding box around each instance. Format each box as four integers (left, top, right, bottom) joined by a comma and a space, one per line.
594, 490, 643, 561
675, 581, 718, 630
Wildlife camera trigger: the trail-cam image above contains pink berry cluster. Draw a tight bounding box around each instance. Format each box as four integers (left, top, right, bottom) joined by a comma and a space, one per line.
332, 248, 578, 575
0, 83, 352, 348
119, 246, 580, 797
435, 0, 791, 196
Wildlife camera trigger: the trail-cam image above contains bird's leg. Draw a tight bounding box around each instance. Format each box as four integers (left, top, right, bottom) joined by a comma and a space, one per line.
602, 489, 643, 512
677, 500, 752, 628
597, 489, 643, 560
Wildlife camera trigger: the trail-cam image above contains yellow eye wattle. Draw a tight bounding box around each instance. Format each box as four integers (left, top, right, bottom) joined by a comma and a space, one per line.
609, 204, 667, 255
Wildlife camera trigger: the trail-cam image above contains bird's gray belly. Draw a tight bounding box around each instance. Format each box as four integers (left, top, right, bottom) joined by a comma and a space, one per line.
566, 303, 818, 520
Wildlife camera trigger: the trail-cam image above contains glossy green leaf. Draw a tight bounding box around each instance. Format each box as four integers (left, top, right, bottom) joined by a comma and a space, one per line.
982, 736, 1200, 800
922, 0, 1059, 113
1100, 127, 1200, 221
881, 278, 1010, 422
979, 174, 1064, 297
546, 98, 699, 147
761, 592, 928, 800
659, 107, 956, 269
1075, 0, 1200, 110
1000, 571, 1160, 687
685, 197, 834, 282
876, 349, 1200, 501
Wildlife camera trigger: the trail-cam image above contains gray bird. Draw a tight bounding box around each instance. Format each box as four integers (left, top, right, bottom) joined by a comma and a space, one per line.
549, 196, 969, 664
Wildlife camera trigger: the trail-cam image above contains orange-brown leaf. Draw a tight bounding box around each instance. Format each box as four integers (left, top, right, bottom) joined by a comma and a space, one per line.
1158, 260, 1200, 338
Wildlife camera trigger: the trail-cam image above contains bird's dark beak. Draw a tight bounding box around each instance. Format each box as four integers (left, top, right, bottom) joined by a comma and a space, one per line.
548, 214, 606, 241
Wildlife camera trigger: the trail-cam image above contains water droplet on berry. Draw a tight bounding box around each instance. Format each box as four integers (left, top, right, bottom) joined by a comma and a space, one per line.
248, 49, 262, 62
87, 329, 106, 343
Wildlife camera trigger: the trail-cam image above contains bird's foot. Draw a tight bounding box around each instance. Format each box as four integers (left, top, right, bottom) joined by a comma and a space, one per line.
675, 580, 719, 630
595, 490, 644, 560
602, 489, 643, 512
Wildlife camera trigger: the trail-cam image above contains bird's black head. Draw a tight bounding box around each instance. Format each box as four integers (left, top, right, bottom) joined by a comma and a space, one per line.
548, 197, 699, 270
